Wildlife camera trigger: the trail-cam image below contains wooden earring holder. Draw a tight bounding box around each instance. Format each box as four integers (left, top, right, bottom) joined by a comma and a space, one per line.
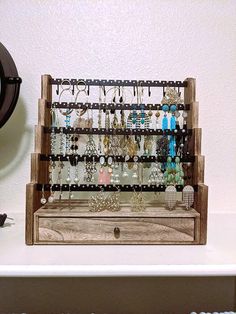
25, 75, 208, 245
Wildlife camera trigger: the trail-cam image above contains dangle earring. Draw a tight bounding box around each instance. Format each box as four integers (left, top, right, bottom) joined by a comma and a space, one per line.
83, 136, 97, 182
40, 184, 47, 205
48, 156, 55, 203
165, 185, 177, 210
74, 156, 79, 184
122, 155, 129, 178
155, 110, 160, 129
113, 160, 120, 184
108, 156, 115, 184
106, 188, 121, 212
98, 87, 103, 154
131, 190, 146, 212
132, 156, 139, 179
89, 188, 107, 212
98, 156, 106, 184
182, 185, 194, 210
140, 104, 145, 125
58, 79, 73, 155
148, 158, 163, 186
162, 104, 169, 130
66, 157, 71, 184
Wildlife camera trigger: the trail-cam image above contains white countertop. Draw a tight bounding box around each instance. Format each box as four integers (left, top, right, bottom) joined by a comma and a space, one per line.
0, 212, 236, 277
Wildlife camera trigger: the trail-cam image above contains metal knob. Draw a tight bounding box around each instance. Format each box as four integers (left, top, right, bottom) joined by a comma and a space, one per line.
114, 227, 120, 239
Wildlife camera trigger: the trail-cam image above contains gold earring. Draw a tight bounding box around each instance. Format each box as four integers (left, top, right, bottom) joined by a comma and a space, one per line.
131, 190, 146, 212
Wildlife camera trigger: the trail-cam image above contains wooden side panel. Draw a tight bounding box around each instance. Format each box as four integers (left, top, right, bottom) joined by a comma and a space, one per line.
193, 155, 205, 185
38, 98, 51, 127
41, 74, 52, 101
26, 183, 41, 245
31, 153, 49, 183
187, 101, 199, 129
34, 125, 50, 154
184, 77, 196, 103
194, 184, 208, 244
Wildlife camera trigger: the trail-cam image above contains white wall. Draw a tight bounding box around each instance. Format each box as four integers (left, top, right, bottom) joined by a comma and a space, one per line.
0, 0, 236, 214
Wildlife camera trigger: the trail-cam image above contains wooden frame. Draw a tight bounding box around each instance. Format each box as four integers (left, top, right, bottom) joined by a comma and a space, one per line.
25, 75, 208, 245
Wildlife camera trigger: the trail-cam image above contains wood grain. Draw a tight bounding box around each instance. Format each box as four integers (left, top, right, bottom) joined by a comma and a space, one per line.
26, 183, 41, 245
194, 183, 208, 244
34, 125, 50, 154
193, 155, 205, 185
35, 217, 195, 244
184, 78, 196, 104
38, 98, 51, 127
30, 152, 49, 183
41, 74, 52, 101
34, 205, 199, 244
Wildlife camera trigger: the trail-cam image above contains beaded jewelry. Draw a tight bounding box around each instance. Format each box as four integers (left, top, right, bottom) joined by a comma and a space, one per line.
165, 185, 177, 210
183, 185, 194, 210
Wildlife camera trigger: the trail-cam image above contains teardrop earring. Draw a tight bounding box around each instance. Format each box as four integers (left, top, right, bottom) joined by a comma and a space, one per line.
162, 104, 169, 130
40, 184, 47, 205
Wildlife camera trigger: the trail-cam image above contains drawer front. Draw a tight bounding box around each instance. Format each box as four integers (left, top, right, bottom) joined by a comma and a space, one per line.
35, 217, 195, 244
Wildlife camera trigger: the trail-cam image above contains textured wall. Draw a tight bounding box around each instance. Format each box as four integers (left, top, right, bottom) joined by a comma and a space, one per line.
0, 0, 236, 214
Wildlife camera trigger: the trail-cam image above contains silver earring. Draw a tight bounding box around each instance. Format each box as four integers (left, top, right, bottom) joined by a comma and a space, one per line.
165, 185, 177, 210
183, 185, 194, 210
40, 184, 47, 205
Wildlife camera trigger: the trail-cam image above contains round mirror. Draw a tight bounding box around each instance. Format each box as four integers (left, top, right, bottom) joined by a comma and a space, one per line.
0, 42, 22, 128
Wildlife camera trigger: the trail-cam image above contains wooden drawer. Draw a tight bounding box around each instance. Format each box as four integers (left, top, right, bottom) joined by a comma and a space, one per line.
34, 214, 198, 244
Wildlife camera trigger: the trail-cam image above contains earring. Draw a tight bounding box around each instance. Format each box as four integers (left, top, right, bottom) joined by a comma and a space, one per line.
155, 111, 160, 129
40, 184, 47, 205
122, 155, 129, 178
165, 185, 177, 210
131, 104, 137, 127
132, 156, 139, 179
58, 80, 73, 156
156, 135, 169, 157
89, 189, 107, 212
106, 189, 121, 212
182, 185, 194, 210
70, 135, 79, 154
98, 156, 107, 184
74, 156, 79, 184
162, 104, 169, 130
66, 158, 71, 184
131, 190, 146, 212
148, 160, 163, 186
113, 161, 120, 184
48, 157, 55, 203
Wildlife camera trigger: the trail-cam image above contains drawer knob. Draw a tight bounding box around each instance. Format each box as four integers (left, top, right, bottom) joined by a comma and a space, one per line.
114, 227, 120, 239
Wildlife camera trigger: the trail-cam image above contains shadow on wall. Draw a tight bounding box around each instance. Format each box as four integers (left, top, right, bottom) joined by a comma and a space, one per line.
0, 97, 32, 179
